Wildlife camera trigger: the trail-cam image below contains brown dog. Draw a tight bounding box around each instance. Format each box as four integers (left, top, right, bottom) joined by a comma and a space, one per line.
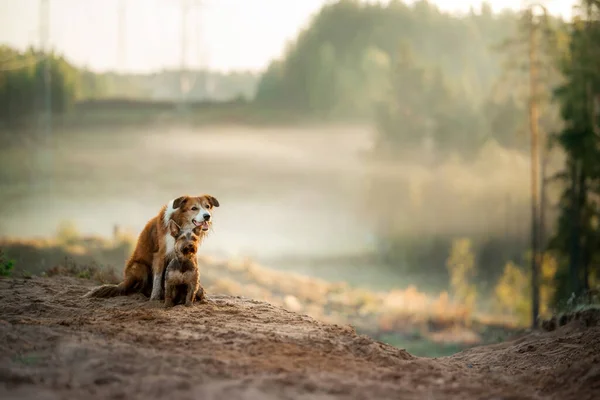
84, 194, 219, 299
163, 220, 204, 308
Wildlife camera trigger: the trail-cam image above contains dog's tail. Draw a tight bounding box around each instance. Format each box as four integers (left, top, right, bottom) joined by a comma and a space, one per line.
83, 282, 127, 298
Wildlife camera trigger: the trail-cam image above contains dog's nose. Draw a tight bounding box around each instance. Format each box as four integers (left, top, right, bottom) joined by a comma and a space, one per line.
202, 213, 211, 221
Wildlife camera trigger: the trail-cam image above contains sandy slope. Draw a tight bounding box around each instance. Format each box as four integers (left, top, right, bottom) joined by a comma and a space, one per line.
0, 277, 598, 400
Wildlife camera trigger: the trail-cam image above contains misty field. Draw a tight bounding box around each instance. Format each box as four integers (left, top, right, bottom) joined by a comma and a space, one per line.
0, 124, 376, 261
0, 120, 577, 360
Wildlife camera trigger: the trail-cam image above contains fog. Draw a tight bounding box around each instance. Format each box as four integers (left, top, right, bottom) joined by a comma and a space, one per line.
0, 125, 376, 260
0, 122, 558, 292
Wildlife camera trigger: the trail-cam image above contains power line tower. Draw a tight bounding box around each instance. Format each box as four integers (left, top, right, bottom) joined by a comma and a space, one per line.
179, 0, 203, 110
179, 0, 191, 110
193, 0, 209, 99
117, 0, 127, 73
39, 0, 52, 192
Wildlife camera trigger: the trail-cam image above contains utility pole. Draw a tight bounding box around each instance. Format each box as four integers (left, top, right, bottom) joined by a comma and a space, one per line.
179, 0, 190, 109
539, 133, 548, 269
179, 0, 203, 107
526, 2, 547, 330
528, 7, 540, 330
39, 0, 52, 192
194, 0, 206, 99
117, 0, 126, 73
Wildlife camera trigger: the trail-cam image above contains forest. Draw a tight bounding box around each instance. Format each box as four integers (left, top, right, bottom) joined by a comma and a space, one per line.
255, 0, 569, 158
254, 0, 600, 322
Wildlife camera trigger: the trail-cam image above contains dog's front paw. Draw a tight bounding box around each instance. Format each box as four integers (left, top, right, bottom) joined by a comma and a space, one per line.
150, 289, 164, 302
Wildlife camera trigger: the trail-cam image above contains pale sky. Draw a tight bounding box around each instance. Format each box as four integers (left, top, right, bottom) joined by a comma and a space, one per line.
0, 0, 578, 73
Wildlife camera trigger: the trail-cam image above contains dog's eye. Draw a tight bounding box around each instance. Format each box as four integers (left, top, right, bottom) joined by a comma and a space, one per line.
191, 206, 198, 211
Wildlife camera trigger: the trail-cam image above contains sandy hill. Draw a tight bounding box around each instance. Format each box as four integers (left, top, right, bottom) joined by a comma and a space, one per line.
0, 276, 599, 400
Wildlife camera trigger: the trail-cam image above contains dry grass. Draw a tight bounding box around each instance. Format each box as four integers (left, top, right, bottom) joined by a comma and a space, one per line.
197, 255, 520, 345
0, 229, 522, 347
44, 256, 120, 284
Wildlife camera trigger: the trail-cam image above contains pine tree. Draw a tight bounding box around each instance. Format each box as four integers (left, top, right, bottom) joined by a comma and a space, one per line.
548, 0, 600, 306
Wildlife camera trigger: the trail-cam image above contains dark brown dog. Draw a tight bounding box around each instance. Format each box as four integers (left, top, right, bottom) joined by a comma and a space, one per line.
163, 221, 204, 308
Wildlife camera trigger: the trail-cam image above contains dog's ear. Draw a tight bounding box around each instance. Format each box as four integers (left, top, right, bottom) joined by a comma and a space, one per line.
173, 196, 188, 209
168, 220, 181, 238
192, 225, 203, 236
207, 195, 220, 208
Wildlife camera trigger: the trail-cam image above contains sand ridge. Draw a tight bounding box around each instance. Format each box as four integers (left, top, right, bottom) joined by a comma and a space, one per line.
0, 276, 599, 400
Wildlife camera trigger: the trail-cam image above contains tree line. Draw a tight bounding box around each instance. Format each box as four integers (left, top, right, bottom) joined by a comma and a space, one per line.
0, 46, 259, 127
255, 0, 569, 159
0, 46, 79, 126
547, 0, 600, 308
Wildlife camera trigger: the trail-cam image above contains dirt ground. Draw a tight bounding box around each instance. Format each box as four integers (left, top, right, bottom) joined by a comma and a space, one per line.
0, 277, 599, 400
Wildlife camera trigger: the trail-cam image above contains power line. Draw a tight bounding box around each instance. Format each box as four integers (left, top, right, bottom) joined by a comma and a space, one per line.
180, 0, 190, 106
181, 0, 189, 73
179, 0, 203, 106
117, 0, 127, 73
194, 0, 211, 99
